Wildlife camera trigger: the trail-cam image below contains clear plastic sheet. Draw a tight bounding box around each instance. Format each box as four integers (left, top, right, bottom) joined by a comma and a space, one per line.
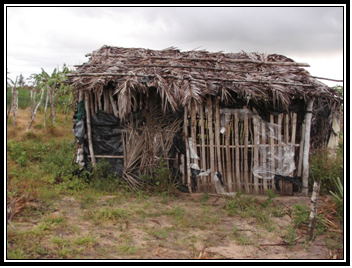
221, 109, 296, 180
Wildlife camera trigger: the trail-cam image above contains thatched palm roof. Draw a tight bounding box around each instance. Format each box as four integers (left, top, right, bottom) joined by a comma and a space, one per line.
66, 45, 341, 119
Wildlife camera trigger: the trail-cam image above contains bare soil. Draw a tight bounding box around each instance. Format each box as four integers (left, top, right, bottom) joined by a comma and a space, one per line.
9, 192, 339, 260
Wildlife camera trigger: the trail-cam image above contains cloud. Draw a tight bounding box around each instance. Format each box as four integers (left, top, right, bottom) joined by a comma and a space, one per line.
6, 5, 344, 85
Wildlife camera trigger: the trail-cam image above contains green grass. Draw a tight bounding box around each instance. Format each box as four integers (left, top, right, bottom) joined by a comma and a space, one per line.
7, 109, 344, 260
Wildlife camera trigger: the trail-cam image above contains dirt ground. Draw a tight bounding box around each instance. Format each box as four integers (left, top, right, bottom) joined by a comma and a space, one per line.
9, 191, 342, 260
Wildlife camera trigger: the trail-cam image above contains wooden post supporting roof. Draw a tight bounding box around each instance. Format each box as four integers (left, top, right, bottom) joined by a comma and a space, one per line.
85, 92, 96, 167
302, 99, 314, 197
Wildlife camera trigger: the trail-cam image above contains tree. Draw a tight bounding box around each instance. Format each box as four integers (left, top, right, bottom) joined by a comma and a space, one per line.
47, 65, 72, 125
18, 73, 25, 87
7, 76, 18, 126
332, 85, 343, 99
27, 70, 48, 131
27, 73, 42, 117
332, 85, 344, 115
7, 70, 14, 89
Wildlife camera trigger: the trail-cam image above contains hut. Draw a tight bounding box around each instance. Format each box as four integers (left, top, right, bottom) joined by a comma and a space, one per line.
66, 45, 342, 196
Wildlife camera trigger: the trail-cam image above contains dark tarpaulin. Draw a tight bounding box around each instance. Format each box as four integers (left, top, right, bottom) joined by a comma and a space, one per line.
90, 110, 125, 176
274, 175, 302, 191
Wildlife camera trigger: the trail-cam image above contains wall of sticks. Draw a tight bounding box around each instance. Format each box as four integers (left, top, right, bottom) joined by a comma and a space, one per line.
182, 97, 304, 195
83, 87, 305, 195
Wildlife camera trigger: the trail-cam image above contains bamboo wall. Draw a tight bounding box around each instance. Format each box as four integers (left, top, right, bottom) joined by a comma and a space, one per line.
84, 88, 304, 195
182, 98, 302, 195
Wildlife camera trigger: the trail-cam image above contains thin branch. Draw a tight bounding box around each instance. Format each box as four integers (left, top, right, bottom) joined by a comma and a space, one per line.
66, 73, 313, 87
84, 53, 310, 67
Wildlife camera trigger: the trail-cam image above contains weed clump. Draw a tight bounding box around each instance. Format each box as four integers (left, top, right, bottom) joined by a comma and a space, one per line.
309, 149, 343, 195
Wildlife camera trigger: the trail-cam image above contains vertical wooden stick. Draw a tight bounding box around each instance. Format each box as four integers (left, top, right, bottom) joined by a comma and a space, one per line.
297, 121, 306, 177
277, 114, 283, 193
85, 92, 96, 167
207, 98, 216, 193
109, 88, 119, 117
270, 114, 276, 191
215, 99, 223, 189
199, 103, 207, 192
230, 116, 235, 191
89, 91, 94, 116
191, 101, 200, 192
225, 113, 233, 192
261, 120, 268, 193
94, 91, 98, 113
98, 89, 102, 111
103, 90, 109, 112
253, 112, 259, 194
302, 100, 314, 197
243, 107, 250, 194
184, 105, 192, 193
234, 110, 241, 191
307, 181, 321, 241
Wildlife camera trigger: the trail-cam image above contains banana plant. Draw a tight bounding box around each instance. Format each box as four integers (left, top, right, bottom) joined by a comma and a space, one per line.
26, 69, 49, 131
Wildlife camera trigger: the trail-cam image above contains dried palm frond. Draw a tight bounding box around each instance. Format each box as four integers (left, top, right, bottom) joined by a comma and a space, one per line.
180, 79, 204, 107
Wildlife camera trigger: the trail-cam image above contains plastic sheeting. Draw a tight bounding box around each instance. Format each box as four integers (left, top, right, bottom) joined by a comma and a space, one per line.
188, 138, 200, 160
229, 109, 297, 181
90, 110, 125, 176
73, 120, 85, 139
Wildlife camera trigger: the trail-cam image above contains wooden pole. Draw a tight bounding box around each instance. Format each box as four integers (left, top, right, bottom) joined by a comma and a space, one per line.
297, 121, 306, 177
184, 105, 192, 193
243, 106, 250, 194
277, 114, 283, 194
270, 114, 276, 191
78, 90, 84, 102
199, 103, 207, 192
302, 99, 314, 197
225, 113, 233, 192
215, 99, 224, 189
82, 54, 311, 66
307, 181, 321, 241
89, 91, 94, 116
234, 110, 241, 191
85, 92, 96, 167
94, 91, 98, 113
261, 120, 268, 193
98, 89, 102, 111
191, 101, 200, 192
207, 98, 216, 193
253, 112, 259, 194
109, 88, 119, 117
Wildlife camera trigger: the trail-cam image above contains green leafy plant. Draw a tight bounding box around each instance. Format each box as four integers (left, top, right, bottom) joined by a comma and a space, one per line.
262, 189, 279, 208
330, 177, 343, 222
284, 225, 298, 250
309, 149, 343, 195
200, 193, 210, 203
291, 202, 326, 236
141, 158, 178, 195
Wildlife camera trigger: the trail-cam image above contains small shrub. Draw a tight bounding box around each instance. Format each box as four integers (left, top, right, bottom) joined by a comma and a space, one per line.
84, 207, 129, 225
291, 202, 327, 235
15, 152, 28, 167
261, 189, 279, 208
34, 124, 44, 130
200, 193, 210, 203
224, 190, 255, 216
330, 177, 343, 223
141, 158, 178, 195
284, 225, 298, 249
291, 202, 309, 228
309, 149, 343, 195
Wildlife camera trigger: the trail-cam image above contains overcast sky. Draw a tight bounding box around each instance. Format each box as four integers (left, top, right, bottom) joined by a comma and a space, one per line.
5, 5, 345, 87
